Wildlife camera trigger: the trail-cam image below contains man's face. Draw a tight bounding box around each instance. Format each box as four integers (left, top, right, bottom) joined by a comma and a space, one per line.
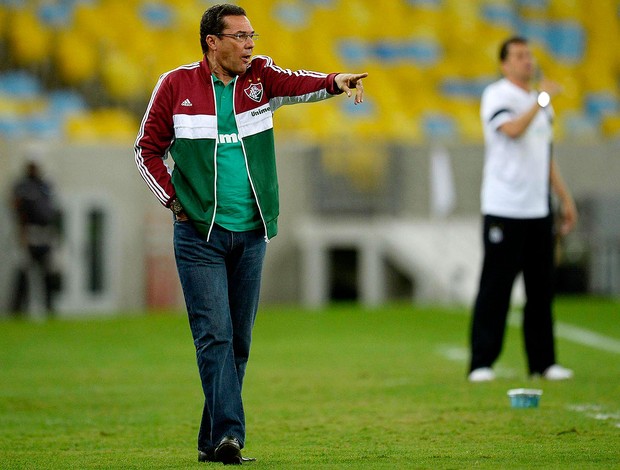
211, 15, 255, 77
501, 42, 535, 84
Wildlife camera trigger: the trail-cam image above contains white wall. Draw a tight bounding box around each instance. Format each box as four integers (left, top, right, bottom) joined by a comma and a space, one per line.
1, 138, 618, 314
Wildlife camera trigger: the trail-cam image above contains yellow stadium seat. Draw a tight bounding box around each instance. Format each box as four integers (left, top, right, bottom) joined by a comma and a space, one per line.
101, 51, 148, 102
601, 115, 620, 138
54, 29, 98, 85
0, 0, 617, 143
0, 8, 7, 37
152, 34, 200, 78
7, 9, 52, 67
65, 108, 138, 142
477, 24, 516, 66
448, 100, 484, 142
518, 0, 549, 21
443, 0, 481, 37
580, 61, 617, 93
548, 0, 584, 20
72, 3, 110, 46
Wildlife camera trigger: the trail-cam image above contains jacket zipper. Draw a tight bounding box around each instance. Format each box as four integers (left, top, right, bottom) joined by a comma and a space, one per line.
232, 77, 270, 243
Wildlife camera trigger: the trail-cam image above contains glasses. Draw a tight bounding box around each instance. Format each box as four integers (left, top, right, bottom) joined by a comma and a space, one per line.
216, 32, 259, 42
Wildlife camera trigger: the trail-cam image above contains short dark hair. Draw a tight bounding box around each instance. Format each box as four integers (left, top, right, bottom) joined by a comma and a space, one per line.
499, 36, 528, 62
200, 4, 247, 54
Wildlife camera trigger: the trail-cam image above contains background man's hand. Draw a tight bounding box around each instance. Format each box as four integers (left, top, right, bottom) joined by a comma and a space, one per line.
538, 78, 562, 98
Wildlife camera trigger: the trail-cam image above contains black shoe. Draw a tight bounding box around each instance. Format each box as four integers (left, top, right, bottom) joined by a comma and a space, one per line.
198, 448, 256, 463
214, 436, 242, 465
198, 448, 216, 462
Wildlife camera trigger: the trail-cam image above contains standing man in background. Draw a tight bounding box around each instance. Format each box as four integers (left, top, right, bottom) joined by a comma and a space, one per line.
468, 36, 577, 383
10, 154, 61, 317
134, 3, 367, 464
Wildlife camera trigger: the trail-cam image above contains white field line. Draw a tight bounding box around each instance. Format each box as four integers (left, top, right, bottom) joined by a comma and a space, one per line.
506, 310, 620, 354
555, 322, 620, 355
449, 309, 620, 355
567, 404, 620, 429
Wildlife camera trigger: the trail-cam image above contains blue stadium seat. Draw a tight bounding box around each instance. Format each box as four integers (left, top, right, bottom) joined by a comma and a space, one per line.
516, 19, 548, 47
406, 0, 442, 6
340, 97, 376, 118
273, 2, 310, 30
0, 117, 25, 139
0, 71, 41, 98
38, 2, 73, 27
140, 2, 174, 29
49, 90, 87, 116
585, 92, 619, 122
338, 40, 371, 65
0, 0, 617, 141
373, 39, 442, 65
25, 111, 63, 138
481, 3, 518, 29
546, 21, 585, 62
440, 77, 493, 101
561, 110, 600, 138
422, 113, 458, 139
517, 0, 549, 8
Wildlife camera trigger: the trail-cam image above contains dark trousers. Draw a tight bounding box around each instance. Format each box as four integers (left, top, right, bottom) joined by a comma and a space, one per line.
10, 245, 56, 315
469, 214, 556, 375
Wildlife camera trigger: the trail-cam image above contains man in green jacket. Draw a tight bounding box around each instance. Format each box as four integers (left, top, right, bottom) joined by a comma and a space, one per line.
135, 3, 367, 464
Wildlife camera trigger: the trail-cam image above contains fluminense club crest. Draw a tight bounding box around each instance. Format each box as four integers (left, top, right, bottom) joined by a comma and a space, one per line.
244, 82, 263, 102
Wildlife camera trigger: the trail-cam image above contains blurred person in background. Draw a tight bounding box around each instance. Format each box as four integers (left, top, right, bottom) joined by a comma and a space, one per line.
468, 36, 578, 383
10, 153, 61, 317
134, 3, 367, 464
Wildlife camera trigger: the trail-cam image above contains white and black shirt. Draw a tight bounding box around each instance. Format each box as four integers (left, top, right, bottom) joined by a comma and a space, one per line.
480, 78, 554, 218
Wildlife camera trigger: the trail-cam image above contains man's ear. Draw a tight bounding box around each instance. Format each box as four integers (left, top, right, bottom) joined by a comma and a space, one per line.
205, 35, 217, 52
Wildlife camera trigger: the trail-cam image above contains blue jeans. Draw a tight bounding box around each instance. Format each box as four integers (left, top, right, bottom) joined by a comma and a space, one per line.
173, 221, 266, 452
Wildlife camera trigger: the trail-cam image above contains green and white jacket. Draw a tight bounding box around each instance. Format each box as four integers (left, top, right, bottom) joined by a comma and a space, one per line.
134, 55, 342, 240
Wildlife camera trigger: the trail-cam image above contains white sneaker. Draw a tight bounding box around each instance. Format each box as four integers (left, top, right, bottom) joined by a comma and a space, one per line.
468, 367, 496, 382
543, 364, 574, 381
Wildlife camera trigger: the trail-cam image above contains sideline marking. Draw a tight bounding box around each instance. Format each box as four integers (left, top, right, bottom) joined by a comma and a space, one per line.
507, 311, 620, 355
437, 311, 620, 360
567, 404, 620, 428
555, 322, 620, 355
435, 344, 519, 378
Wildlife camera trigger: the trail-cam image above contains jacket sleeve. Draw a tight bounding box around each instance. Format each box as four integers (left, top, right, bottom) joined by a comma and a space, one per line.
134, 73, 176, 207
255, 56, 342, 112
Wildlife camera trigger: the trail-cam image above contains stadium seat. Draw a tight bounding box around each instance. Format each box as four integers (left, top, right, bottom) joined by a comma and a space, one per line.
601, 115, 620, 139
585, 91, 619, 122
0, 0, 617, 142
421, 112, 458, 140
548, 0, 583, 20
559, 110, 600, 140
50, 88, 85, 110
65, 108, 138, 142
37, 1, 73, 27
140, 2, 174, 29
0, 71, 41, 98
101, 51, 148, 102
481, 1, 519, 30
54, 29, 98, 85
545, 21, 585, 62
6, 8, 52, 67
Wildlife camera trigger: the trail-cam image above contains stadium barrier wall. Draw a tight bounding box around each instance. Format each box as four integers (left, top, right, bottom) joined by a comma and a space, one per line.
0, 138, 618, 315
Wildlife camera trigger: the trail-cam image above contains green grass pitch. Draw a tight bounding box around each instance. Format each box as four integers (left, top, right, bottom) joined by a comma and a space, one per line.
1, 297, 619, 469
